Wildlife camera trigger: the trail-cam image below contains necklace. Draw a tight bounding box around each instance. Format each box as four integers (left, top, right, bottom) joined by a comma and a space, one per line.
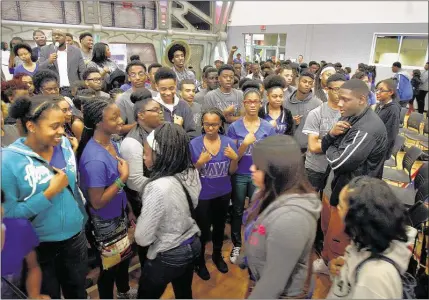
94, 138, 112, 148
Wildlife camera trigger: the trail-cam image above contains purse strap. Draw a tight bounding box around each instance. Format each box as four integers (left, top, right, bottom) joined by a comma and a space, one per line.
173, 175, 196, 220
1, 276, 27, 299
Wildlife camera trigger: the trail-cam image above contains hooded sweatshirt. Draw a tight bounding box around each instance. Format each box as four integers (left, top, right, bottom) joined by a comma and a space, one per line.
1, 137, 85, 242
153, 94, 197, 138
285, 90, 322, 150
327, 227, 417, 299
135, 168, 202, 259
244, 193, 322, 299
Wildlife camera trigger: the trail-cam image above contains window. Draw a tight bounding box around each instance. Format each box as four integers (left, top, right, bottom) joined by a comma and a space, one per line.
1, 1, 81, 24
371, 34, 428, 67
100, 1, 156, 29
243, 33, 287, 62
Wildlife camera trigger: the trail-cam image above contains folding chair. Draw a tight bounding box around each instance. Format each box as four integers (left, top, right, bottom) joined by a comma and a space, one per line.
405, 118, 428, 146
388, 163, 428, 207
384, 135, 406, 168
383, 145, 422, 185
401, 112, 424, 137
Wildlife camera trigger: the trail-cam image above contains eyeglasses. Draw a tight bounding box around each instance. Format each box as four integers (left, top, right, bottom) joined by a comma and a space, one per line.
129, 72, 146, 78
243, 100, 261, 106
61, 107, 73, 113
87, 78, 102, 83
203, 122, 221, 128
375, 89, 390, 94
144, 108, 162, 114
328, 87, 341, 94
42, 86, 59, 93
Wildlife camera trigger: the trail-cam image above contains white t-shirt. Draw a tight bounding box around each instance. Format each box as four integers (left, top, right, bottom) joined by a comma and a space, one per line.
57, 49, 70, 87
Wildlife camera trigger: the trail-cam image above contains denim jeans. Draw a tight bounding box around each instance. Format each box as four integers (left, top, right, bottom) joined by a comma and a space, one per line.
36, 231, 88, 299
138, 238, 201, 299
231, 174, 256, 247
196, 193, 230, 261
98, 257, 131, 299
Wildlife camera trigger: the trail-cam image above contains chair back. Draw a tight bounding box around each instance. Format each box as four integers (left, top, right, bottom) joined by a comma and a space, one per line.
423, 118, 428, 135
414, 163, 429, 191
392, 135, 406, 159
400, 108, 408, 127
407, 200, 429, 229
407, 112, 424, 131
402, 146, 423, 180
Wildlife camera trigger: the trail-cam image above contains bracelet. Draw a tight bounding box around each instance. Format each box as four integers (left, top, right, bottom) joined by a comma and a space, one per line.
114, 177, 126, 190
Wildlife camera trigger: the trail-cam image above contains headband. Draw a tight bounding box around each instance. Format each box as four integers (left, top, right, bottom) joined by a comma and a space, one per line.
320, 67, 336, 78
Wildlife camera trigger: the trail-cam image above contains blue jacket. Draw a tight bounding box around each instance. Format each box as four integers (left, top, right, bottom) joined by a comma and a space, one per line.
393, 72, 413, 102
1, 137, 85, 242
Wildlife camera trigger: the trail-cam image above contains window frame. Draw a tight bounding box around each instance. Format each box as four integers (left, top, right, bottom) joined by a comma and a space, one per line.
369, 33, 428, 69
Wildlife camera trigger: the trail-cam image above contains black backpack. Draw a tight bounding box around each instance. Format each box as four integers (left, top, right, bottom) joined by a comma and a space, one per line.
355, 254, 416, 299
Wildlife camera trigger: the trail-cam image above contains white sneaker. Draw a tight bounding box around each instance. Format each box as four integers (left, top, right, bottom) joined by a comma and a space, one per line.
229, 246, 241, 264
117, 287, 138, 299
313, 258, 329, 275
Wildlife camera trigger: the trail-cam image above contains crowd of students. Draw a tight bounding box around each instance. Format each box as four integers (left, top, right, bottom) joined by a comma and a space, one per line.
1, 28, 428, 299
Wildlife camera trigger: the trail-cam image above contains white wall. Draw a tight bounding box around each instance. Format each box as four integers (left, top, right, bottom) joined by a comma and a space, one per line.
229, 1, 428, 26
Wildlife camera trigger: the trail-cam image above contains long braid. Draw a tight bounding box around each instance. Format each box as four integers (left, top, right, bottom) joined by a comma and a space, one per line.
76, 98, 111, 162
314, 63, 335, 102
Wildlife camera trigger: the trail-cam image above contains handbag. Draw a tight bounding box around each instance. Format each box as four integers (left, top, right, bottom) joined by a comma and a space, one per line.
86, 198, 133, 270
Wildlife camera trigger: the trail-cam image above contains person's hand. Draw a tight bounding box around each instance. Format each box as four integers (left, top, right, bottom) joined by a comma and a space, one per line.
67, 136, 78, 153
198, 149, 212, 165
329, 121, 351, 137
269, 119, 277, 128
224, 144, 238, 161
173, 114, 184, 126
328, 256, 345, 277
47, 167, 69, 195
243, 132, 256, 146
103, 66, 111, 74
293, 115, 303, 125
48, 53, 57, 64
231, 46, 238, 53
223, 105, 235, 115
117, 156, 129, 182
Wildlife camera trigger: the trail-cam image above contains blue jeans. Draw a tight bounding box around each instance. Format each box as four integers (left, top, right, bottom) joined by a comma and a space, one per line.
36, 231, 88, 299
231, 174, 256, 247
138, 238, 201, 299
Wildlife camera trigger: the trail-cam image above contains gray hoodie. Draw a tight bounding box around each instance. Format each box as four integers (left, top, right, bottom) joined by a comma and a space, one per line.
285, 90, 322, 150
327, 226, 417, 299
244, 193, 321, 299
134, 169, 201, 259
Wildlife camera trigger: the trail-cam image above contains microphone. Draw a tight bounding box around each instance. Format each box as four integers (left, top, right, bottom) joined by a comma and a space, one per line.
54, 42, 60, 52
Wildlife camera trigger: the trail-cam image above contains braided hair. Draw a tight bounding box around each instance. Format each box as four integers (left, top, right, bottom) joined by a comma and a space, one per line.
200, 107, 226, 135
76, 97, 113, 162
146, 123, 195, 182
9, 95, 60, 134
314, 63, 335, 102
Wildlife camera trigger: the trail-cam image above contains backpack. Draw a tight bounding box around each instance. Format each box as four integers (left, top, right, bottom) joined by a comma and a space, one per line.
395, 74, 414, 102
355, 254, 417, 299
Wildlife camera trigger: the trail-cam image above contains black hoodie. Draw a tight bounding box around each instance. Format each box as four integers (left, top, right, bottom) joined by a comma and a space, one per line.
375, 101, 401, 159
322, 107, 388, 206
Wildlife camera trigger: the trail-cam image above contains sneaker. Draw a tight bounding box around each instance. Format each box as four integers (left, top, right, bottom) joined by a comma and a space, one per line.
312, 258, 329, 275
213, 254, 229, 273
117, 287, 138, 299
195, 263, 211, 281
229, 246, 241, 264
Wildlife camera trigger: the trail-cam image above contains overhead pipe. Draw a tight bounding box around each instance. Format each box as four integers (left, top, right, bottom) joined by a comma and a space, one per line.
1, 20, 218, 38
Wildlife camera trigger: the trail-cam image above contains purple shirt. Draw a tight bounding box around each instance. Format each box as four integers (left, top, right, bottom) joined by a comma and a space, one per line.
50, 144, 67, 171
1, 218, 39, 276
13, 63, 39, 77
79, 138, 127, 220
190, 135, 237, 200
263, 114, 289, 134
227, 118, 276, 175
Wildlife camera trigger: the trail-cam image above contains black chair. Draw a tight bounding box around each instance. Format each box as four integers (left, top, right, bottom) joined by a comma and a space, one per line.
407, 200, 429, 229
405, 117, 428, 144
388, 163, 428, 207
385, 135, 406, 168
401, 112, 424, 136
399, 107, 408, 129
383, 145, 423, 185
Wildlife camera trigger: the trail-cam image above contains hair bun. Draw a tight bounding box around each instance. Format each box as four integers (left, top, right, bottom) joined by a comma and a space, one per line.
130, 88, 153, 104
8, 96, 32, 119
241, 80, 260, 93
264, 75, 286, 90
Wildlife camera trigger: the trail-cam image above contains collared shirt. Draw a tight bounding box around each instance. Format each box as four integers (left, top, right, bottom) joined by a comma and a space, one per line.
57, 48, 70, 87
